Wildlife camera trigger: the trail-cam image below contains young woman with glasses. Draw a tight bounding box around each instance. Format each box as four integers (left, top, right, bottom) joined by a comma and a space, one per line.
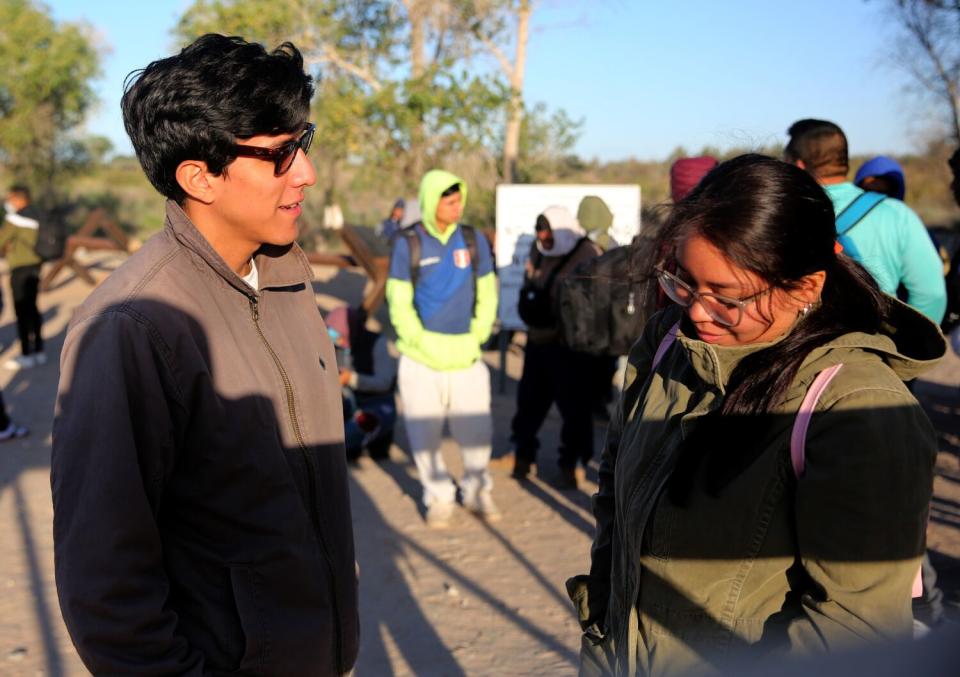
570, 154, 945, 675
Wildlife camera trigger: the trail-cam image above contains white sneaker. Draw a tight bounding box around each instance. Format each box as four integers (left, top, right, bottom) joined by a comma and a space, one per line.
425, 501, 455, 529
4, 355, 35, 371
33, 352, 47, 366
465, 491, 502, 522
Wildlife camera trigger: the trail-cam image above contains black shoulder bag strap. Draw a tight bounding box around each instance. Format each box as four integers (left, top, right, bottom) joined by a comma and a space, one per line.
542, 237, 587, 294
401, 223, 422, 287
460, 224, 480, 314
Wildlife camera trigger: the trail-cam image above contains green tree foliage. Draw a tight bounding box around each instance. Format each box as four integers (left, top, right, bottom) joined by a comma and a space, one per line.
176, 0, 507, 202
0, 0, 102, 199
510, 101, 583, 183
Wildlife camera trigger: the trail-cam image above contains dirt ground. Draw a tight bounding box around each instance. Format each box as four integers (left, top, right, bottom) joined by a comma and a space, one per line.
1, 252, 959, 676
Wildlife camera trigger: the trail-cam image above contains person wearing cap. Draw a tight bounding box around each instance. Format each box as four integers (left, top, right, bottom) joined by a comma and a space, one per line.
511, 206, 602, 488
377, 198, 405, 242
326, 305, 398, 462
386, 169, 499, 527
670, 156, 718, 202
854, 155, 906, 200
785, 119, 946, 323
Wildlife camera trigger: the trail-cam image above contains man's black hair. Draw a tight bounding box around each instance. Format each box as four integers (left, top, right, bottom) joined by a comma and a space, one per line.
121, 34, 315, 203
784, 118, 848, 179
8, 185, 30, 200
440, 183, 461, 198
535, 214, 551, 232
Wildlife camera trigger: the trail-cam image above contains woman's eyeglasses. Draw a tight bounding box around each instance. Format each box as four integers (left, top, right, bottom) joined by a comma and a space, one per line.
231, 123, 316, 176
655, 267, 771, 328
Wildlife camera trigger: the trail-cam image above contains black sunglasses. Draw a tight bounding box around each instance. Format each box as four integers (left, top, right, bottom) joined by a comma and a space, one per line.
231, 123, 315, 176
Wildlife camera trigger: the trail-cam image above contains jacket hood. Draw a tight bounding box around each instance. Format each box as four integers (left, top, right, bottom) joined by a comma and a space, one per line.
854, 155, 906, 200
669, 298, 945, 393
576, 195, 613, 234
418, 169, 468, 244
800, 298, 945, 381
537, 205, 585, 257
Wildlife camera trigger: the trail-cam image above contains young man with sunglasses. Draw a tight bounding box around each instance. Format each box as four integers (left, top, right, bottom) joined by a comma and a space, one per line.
51, 35, 358, 676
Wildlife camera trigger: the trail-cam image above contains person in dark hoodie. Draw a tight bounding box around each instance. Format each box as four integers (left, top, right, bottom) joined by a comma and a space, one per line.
51, 35, 358, 676
512, 206, 602, 487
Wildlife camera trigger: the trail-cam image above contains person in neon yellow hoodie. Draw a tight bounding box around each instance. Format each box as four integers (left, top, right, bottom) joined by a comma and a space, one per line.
386, 169, 499, 527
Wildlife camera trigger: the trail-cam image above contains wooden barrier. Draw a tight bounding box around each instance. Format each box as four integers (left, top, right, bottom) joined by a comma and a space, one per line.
41, 208, 131, 291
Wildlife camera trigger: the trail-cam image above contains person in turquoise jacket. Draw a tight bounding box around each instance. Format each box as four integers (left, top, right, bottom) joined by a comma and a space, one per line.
386, 169, 499, 527
785, 119, 946, 324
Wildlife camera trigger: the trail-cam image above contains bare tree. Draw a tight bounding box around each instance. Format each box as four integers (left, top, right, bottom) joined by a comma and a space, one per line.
461, 0, 536, 184
886, 0, 960, 143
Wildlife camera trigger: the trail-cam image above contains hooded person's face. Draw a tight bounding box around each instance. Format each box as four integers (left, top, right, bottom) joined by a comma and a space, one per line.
434, 191, 462, 230
536, 226, 554, 251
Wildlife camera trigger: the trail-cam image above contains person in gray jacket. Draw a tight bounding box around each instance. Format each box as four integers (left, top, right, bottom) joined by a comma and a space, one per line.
50, 35, 358, 676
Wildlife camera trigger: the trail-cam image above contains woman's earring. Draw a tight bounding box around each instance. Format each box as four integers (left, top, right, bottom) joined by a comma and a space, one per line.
799, 302, 813, 316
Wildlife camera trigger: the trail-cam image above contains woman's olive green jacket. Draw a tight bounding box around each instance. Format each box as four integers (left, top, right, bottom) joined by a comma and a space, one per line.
571, 303, 945, 676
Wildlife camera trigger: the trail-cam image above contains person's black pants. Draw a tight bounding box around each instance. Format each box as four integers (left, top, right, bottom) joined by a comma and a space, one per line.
511, 341, 594, 469
11, 265, 42, 356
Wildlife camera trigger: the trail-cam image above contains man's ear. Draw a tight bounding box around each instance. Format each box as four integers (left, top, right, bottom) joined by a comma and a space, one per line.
175, 160, 218, 204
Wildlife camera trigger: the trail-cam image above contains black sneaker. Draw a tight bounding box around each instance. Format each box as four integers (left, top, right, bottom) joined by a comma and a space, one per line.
511, 459, 533, 480
555, 466, 578, 490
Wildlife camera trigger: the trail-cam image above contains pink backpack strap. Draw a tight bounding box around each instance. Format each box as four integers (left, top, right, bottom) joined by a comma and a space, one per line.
790, 364, 843, 479
651, 322, 680, 371
790, 363, 924, 598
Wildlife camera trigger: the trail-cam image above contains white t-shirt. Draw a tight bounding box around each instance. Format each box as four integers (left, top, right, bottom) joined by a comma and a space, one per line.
242, 259, 259, 290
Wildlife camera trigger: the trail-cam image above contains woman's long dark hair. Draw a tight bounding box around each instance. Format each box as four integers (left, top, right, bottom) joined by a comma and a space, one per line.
660, 154, 891, 500
658, 153, 889, 417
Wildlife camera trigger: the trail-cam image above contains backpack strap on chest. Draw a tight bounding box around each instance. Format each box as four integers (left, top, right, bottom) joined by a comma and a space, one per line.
401, 224, 423, 287
790, 364, 844, 478
835, 191, 886, 236
651, 321, 680, 371
788, 362, 923, 597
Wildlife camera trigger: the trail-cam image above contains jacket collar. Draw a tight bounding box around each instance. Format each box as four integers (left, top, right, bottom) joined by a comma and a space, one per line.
673, 315, 778, 394
667, 298, 945, 395
164, 200, 314, 295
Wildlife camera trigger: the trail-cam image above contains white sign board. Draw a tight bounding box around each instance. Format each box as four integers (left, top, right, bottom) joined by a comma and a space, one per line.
495, 184, 641, 330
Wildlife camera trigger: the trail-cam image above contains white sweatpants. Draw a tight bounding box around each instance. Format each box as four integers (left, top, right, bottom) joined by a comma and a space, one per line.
398, 355, 493, 507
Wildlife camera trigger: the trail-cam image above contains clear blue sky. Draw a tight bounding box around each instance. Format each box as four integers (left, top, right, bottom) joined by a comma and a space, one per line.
51, 0, 927, 162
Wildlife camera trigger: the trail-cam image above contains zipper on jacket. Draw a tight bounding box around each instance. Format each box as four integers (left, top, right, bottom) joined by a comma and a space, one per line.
249, 295, 344, 673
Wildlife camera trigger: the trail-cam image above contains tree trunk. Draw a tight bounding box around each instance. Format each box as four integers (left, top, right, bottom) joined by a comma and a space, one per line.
501, 1, 531, 184
950, 89, 960, 146
408, 0, 426, 185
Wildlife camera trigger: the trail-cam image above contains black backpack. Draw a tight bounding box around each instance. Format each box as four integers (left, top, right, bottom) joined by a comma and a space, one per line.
518, 238, 587, 328
34, 206, 68, 262
555, 241, 656, 356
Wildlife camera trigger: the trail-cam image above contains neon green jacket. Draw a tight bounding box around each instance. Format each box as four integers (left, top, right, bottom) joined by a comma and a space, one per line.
386, 169, 497, 371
